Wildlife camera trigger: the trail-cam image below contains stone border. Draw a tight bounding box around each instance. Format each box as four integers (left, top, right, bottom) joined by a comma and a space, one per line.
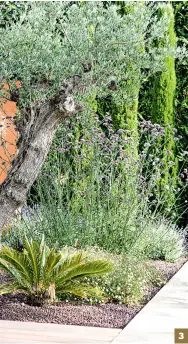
0, 320, 120, 343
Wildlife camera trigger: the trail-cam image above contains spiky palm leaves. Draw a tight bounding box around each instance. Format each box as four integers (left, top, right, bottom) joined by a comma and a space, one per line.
0, 236, 113, 306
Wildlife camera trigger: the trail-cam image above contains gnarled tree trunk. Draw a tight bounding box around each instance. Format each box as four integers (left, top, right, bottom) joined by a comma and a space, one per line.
0, 76, 82, 231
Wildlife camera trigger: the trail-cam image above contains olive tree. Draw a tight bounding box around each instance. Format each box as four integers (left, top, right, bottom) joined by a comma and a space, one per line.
0, 1, 172, 231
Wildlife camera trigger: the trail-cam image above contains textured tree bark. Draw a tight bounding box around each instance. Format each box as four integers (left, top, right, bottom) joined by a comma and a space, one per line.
0, 76, 83, 231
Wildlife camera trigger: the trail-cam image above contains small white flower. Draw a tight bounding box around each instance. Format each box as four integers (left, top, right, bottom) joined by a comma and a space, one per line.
164, 185, 169, 190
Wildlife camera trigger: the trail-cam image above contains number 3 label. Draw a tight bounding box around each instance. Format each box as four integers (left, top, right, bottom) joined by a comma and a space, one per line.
175, 328, 188, 343
179, 332, 184, 340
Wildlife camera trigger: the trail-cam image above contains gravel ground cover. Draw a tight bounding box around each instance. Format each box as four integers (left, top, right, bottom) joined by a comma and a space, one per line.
0, 257, 187, 329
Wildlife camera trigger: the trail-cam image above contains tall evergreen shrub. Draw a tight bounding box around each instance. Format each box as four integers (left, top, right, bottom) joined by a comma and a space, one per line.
151, 4, 178, 208
173, 1, 188, 227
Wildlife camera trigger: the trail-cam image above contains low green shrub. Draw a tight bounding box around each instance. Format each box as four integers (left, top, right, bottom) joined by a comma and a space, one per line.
131, 217, 187, 262
87, 249, 164, 305
2, 210, 186, 263
54, 247, 164, 305
0, 236, 113, 306
1, 204, 137, 252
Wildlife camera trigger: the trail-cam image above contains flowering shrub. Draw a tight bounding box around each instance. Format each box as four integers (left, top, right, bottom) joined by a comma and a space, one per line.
36, 114, 187, 220
93, 255, 163, 305
2, 116, 187, 262
52, 247, 164, 305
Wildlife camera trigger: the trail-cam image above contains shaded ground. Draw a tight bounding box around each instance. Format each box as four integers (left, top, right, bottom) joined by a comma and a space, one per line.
0, 257, 187, 328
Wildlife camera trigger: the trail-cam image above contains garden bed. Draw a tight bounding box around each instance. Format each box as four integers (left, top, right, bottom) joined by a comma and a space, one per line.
0, 257, 187, 329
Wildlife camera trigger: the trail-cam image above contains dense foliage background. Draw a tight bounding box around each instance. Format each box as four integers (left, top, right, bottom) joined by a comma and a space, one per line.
173, 1, 188, 227
0, 0, 187, 306
0, 1, 187, 225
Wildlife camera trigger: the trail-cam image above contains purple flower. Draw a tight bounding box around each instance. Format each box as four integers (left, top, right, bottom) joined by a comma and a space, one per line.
104, 114, 112, 122
57, 147, 69, 152
100, 133, 105, 138
108, 128, 114, 133
57, 147, 64, 152
166, 150, 172, 156
140, 153, 147, 158
117, 129, 124, 135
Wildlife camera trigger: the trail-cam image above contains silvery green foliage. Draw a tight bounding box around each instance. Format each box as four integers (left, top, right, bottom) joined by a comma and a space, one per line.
131, 217, 187, 262
0, 1, 172, 108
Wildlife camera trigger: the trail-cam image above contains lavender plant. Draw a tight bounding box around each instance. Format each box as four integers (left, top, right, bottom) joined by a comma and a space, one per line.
2, 115, 187, 261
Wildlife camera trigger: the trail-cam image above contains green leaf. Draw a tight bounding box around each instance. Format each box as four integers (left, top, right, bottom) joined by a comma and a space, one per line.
0, 236, 113, 306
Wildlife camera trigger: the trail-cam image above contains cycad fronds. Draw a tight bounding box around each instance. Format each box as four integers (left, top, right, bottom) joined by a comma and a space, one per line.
0, 236, 113, 306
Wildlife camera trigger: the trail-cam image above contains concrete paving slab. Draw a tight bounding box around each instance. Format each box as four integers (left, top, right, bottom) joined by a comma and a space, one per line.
0, 320, 121, 344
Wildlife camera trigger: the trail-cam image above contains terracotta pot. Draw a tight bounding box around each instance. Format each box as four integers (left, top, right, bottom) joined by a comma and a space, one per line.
0, 82, 20, 184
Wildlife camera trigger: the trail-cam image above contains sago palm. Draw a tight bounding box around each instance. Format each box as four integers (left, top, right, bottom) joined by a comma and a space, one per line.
0, 236, 113, 306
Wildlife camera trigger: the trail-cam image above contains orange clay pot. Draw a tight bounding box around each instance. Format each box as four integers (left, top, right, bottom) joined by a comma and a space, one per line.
0, 81, 20, 184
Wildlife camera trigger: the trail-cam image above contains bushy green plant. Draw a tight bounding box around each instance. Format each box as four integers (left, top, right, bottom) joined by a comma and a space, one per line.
1, 204, 138, 253
1, 119, 187, 260
54, 247, 164, 305
0, 1, 27, 29
132, 217, 187, 262
0, 236, 113, 306
2, 209, 186, 263
94, 255, 163, 305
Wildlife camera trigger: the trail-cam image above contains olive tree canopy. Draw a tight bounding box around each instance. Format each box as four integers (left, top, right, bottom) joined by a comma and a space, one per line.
0, 1, 173, 231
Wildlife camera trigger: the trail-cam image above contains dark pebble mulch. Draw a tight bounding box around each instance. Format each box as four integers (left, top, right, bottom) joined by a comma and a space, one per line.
0, 257, 187, 328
